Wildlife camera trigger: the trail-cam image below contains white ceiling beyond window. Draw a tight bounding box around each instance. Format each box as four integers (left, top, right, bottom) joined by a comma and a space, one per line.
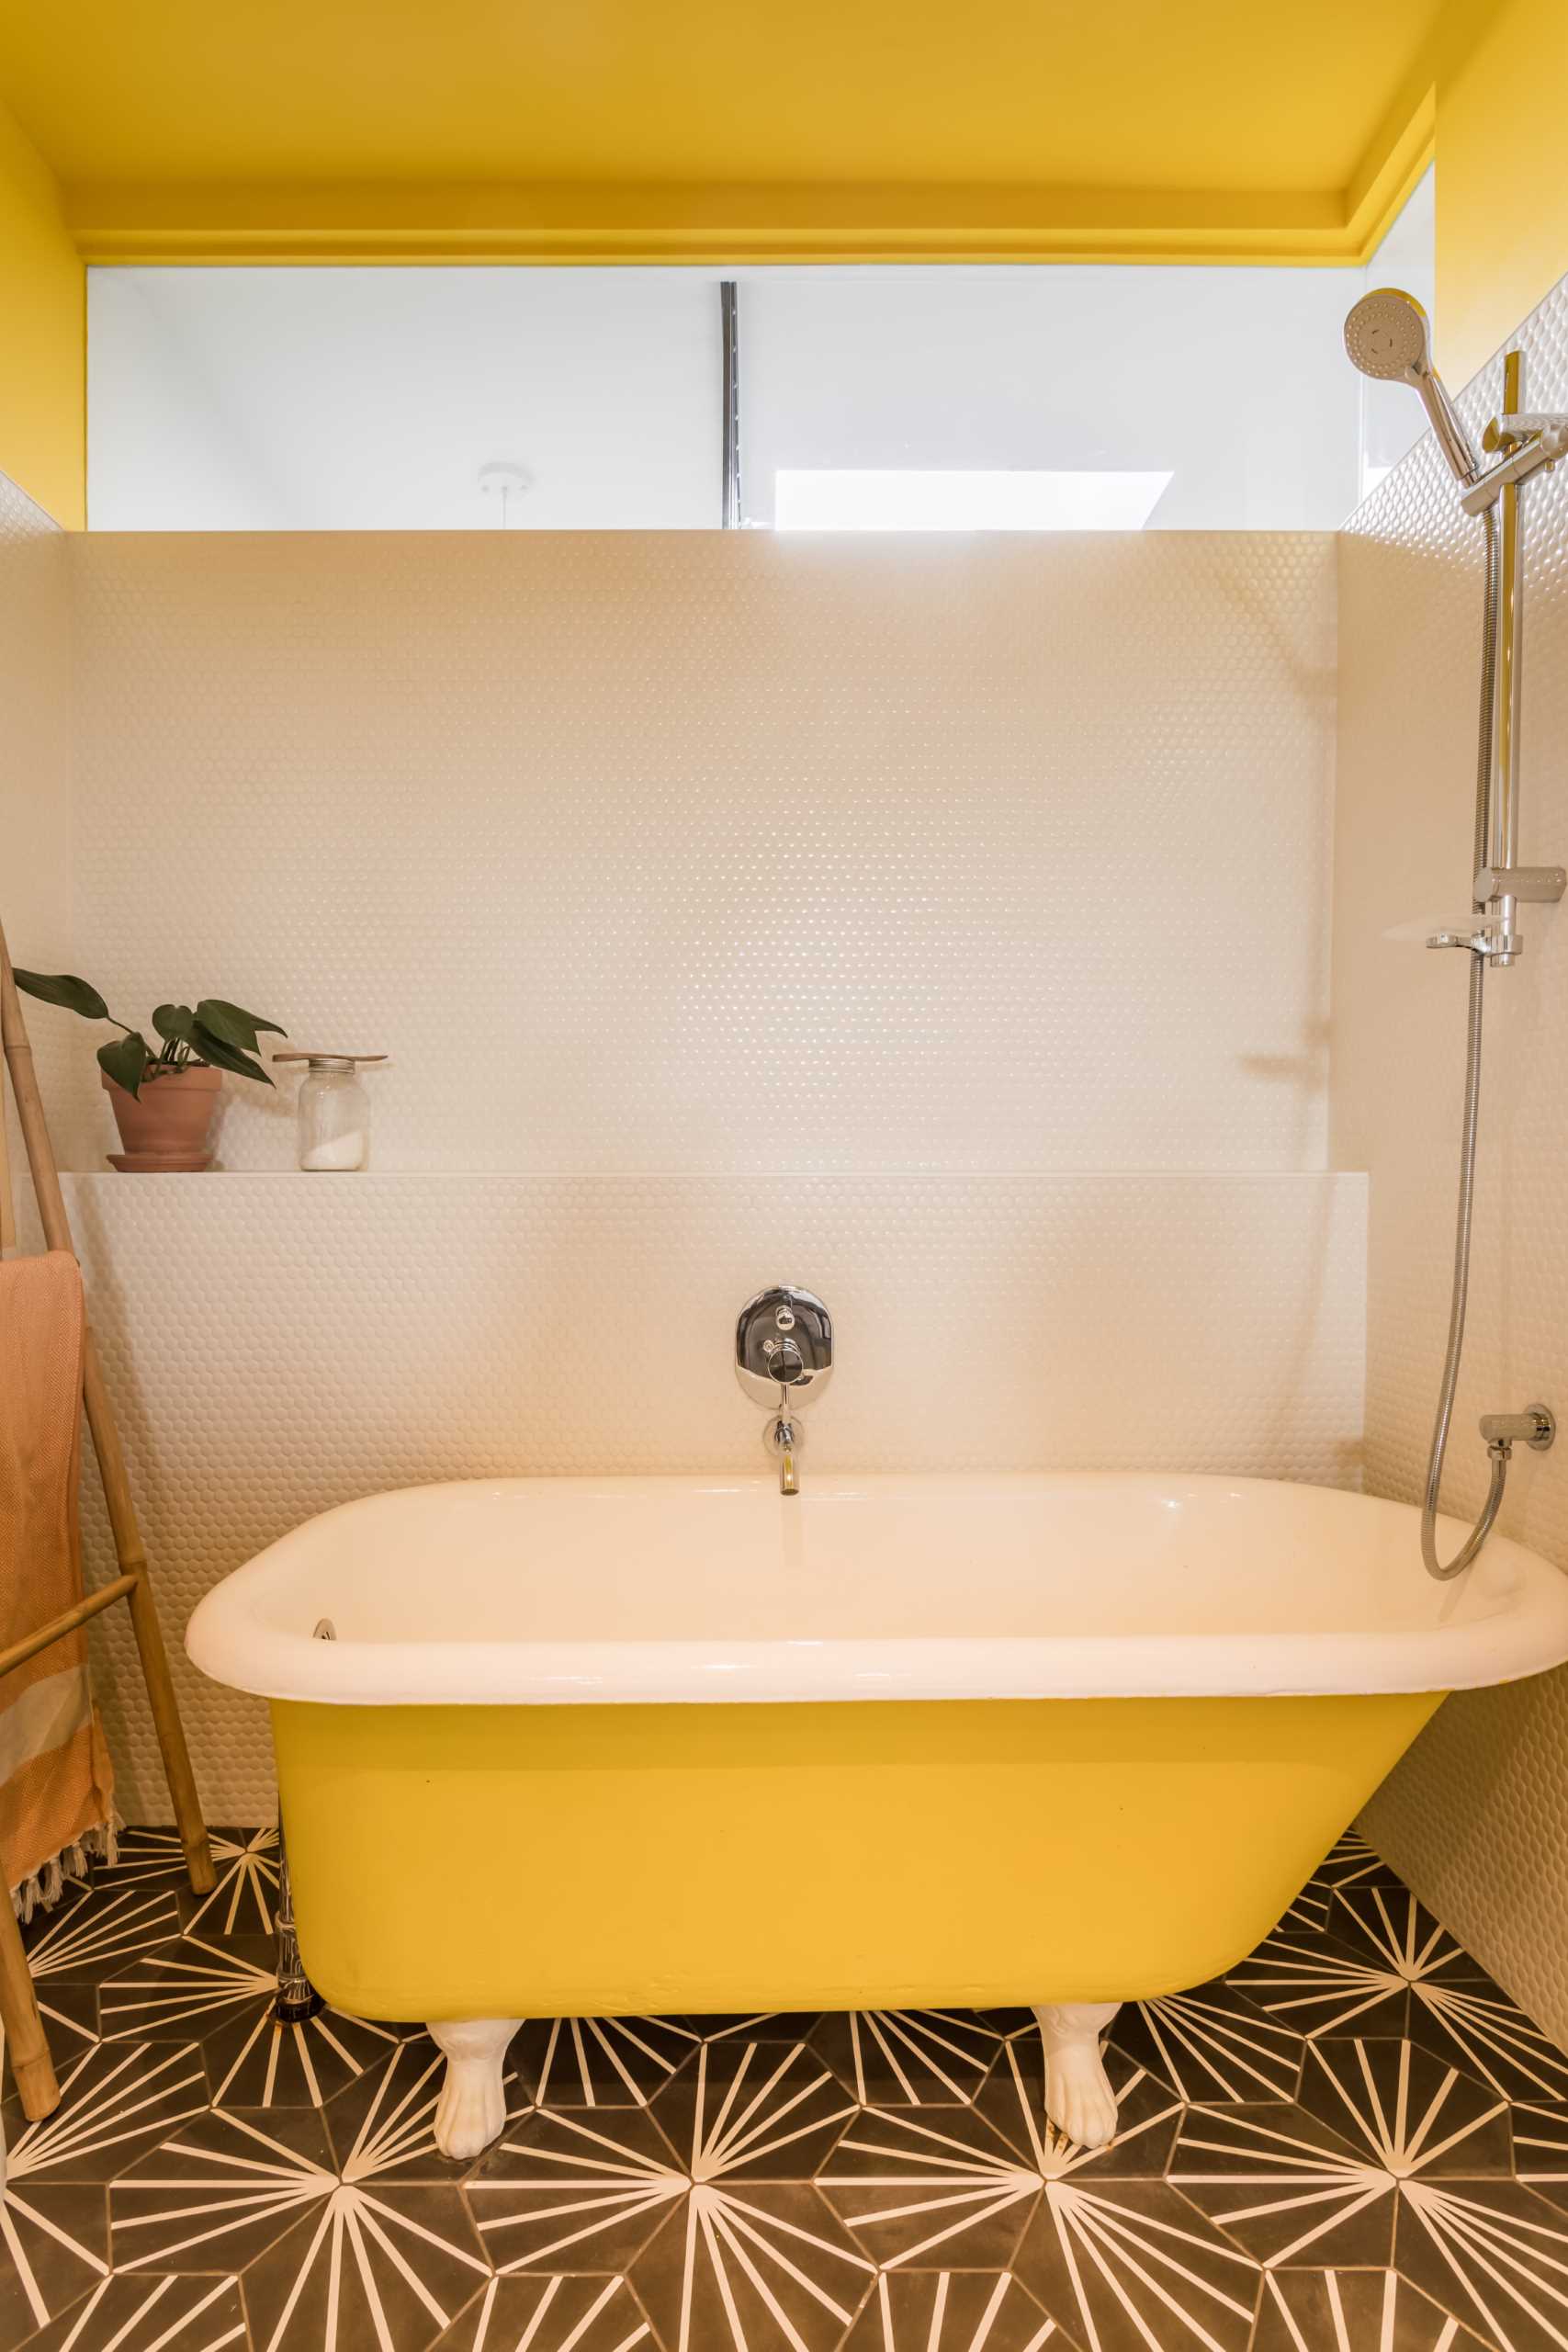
86, 193, 1432, 535
88, 267, 719, 530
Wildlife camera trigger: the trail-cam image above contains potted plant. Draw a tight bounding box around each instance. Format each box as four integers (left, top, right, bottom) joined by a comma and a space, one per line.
14, 971, 286, 1170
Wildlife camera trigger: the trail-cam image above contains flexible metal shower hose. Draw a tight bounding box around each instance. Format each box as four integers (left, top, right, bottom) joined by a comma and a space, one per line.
1421, 503, 1508, 1579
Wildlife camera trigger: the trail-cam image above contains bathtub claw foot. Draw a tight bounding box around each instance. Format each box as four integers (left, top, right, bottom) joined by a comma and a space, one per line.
428, 2018, 519, 2159
1033, 2002, 1122, 2149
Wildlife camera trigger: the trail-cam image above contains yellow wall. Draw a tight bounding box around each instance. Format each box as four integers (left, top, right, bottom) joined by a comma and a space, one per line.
1437, 0, 1568, 387
0, 98, 84, 528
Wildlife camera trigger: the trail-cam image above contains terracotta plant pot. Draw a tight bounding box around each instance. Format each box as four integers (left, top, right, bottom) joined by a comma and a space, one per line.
102, 1064, 222, 1171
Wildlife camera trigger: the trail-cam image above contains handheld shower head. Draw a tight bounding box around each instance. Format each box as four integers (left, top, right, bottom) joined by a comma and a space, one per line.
1345, 287, 1478, 486
1345, 286, 1433, 379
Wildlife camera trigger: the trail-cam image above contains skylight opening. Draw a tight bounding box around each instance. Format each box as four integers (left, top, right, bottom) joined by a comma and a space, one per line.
773, 468, 1175, 533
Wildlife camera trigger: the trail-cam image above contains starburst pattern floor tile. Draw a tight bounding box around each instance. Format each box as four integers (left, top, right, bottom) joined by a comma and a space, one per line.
0, 2172, 110, 2343
974, 2037, 1183, 2181
1232, 1889, 1555, 2114
1301, 2036, 1513, 2179
1111, 1978, 1305, 2105
1326, 1886, 1494, 1988
108, 2105, 350, 2275
686, 2012, 825, 2043
324, 2038, 527, 2182
1406, 1973, 1568, 2106
649, 2038, 857, 2182
630, 2182, 874, 2352
179, 1827, 282, 1939
106, 2098, 490, 2351
1309, 1833, 1405, 1900
100, 1936, 278, 2043
841, 2269, 1060, 2352
1268, 1828, 1401, 1940
25, 1816, 1568, 2352
206, 1998, 410, 2113
1252, 2265, 1490, 2351
1311, 1885, 1561, 2108
238, 2183, 489, 2352
2, 2041, 209, 2184
972, 2007, 1039, 2041
809, 2008, 1009, 2108
817, 2099, 1040, 2272
467, 2096, 874, 2348
468, 2102, 689, 2275
1170, 2099, 1397, 2269
96, 1931, 412, 2114
1013, 2177, 1262, 2352
87, 1827, 191, 1894
22, 1885, 184, 1986
430, 2272, 654, 2352
2, 1983, 99, 2097
513, 2013, 700, 2110
1512, 2101, 1568, 2207
21, 2273, 248, 2352
1275, 1881, 1334, 1936
1396, 2176, 1568, 2352
1229, 1923, 1418, 2040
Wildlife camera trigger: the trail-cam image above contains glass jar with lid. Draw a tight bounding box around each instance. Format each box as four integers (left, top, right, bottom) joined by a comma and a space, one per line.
274, 1051, 386, 1170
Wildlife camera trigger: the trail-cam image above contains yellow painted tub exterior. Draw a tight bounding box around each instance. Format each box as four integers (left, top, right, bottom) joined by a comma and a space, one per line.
275, 1688, 1443, 2023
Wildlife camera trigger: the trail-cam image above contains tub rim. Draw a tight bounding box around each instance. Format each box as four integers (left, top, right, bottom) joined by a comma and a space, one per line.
184, 1469, 1568, 1707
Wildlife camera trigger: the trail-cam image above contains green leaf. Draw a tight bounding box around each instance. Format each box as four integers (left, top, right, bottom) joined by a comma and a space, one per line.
190, 1020, 273, 1086
195, 999, 285, 1052
14, 971, 110, 1022
152, 1000, 272, 1084
152, 1002, 195, 1046
97, 1033, 150, 1097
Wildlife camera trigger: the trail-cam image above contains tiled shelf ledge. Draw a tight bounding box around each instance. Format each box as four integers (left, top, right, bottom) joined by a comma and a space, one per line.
60, 1166, 1368, 1180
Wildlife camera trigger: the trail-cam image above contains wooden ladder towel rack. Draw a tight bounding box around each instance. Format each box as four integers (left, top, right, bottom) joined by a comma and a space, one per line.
0, 917, 214, 2120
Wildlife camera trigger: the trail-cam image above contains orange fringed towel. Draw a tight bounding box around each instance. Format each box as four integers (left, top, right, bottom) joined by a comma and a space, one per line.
0, 1250, 117, 1917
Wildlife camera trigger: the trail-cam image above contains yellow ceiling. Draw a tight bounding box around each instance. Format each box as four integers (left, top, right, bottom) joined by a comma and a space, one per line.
0, 0, 1483, 265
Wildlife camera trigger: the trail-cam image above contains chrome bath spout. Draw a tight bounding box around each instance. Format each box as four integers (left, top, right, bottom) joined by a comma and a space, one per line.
773, 1417, 800, 1496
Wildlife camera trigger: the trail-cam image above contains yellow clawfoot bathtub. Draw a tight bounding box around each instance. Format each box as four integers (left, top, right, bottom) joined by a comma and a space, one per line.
186, 1472, 1568, 2157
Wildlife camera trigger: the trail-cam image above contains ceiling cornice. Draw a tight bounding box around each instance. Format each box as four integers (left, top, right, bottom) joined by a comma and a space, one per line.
66, 161, 1428, 270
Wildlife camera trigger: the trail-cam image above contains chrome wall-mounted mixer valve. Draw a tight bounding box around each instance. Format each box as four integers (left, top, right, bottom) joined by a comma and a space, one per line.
735, 1285, 833, 1494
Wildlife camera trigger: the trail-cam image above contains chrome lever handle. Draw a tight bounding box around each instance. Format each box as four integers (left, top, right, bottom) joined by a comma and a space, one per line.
1427, 927, 1489, 951
1425, 918, 1526, 958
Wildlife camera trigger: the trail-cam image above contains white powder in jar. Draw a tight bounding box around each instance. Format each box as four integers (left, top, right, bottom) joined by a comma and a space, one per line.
301, 1132, 367, 1170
